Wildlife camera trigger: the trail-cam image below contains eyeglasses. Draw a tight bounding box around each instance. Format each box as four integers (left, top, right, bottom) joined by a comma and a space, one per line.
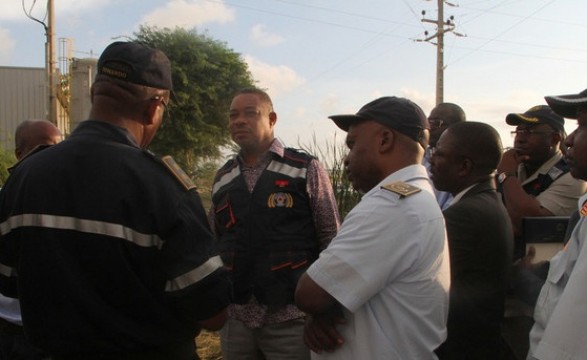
428, 118, 444, 129
153, 96, 169, 111
510, 129, 554, 137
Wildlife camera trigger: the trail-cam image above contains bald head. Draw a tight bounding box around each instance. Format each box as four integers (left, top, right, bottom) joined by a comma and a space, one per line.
446, 121, 502, 176
15, 120, 63, 160
428, 102, 466, 147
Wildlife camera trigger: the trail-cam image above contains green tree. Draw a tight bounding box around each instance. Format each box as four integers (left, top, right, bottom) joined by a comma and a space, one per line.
0, 147, 16, 186
133, 26, 255, 176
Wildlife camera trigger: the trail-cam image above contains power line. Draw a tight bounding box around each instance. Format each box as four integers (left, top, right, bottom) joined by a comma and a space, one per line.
208, 0, 421, 35
447, 0, 558, 66
218, 0, 586, 61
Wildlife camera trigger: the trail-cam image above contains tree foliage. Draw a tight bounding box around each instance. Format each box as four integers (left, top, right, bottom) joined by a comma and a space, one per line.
0, 147, 16, 187
133, 26, 255, 176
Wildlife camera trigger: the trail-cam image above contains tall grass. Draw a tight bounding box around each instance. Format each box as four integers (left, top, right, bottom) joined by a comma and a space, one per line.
297, 133, 361, 219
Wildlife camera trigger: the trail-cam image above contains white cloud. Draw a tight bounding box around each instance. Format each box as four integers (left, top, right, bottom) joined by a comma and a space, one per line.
244, 55, 305, 97
0, 28, 16, 64
3, 0, 111, 21
399, 88, 435, 114
250, 24, 284, 47
319, 94, 341, 115
294, 107, 307, 118
140, 0, 235, 29
2, 2, 26, 21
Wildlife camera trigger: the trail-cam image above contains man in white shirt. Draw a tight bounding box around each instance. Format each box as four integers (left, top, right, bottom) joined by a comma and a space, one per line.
295, 96, 450, 359
527, 88, 587, 360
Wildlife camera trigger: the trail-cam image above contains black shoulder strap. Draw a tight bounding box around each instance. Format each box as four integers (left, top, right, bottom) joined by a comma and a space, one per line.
522, 158, 570, 196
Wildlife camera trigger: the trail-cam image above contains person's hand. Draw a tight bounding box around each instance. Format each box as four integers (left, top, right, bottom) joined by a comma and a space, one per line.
513, 245, 547, 273
520, 245, 536, 269
303, 310, 346, 354
497, 148, 529, 174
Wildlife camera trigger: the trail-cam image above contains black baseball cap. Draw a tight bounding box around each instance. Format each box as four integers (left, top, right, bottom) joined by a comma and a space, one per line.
545, 89, 587, 119
505, 105, 564, 132
97, 41, 174, 93
329, 96, 429, 146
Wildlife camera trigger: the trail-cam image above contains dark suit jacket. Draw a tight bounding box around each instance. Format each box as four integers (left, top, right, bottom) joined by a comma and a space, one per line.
437, 180, 514, 359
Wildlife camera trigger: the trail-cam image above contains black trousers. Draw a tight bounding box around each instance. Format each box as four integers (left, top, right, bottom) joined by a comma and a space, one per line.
0, 318, 47, 360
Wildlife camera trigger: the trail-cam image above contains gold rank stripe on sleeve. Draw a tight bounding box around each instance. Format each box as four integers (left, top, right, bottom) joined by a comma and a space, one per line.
381, 181, 421, 197
161, 155, 197, 192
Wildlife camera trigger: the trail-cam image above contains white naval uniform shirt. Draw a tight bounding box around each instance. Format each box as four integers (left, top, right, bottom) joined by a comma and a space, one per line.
307, 164, 450, 359
528, 193, 587, 360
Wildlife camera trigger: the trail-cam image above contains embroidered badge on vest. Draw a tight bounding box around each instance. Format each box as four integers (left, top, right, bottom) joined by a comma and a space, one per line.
381, 181, 421, 197
275, 179, 289, 187
268, 192, 294, 208
580, 199, 587, 217
161, 155, 197, 191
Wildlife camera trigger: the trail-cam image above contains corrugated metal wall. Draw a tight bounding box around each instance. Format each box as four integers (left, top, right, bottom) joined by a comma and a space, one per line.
0, 66, 47, 151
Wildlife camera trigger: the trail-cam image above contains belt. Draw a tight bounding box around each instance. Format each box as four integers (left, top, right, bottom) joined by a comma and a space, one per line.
51, 339, 198, 360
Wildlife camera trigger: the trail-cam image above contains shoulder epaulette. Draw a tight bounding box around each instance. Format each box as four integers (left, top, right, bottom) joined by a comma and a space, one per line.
160, 155, 197, 191
381, 181, 421, 197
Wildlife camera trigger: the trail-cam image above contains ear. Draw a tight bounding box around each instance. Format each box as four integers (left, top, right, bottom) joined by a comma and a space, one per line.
458, 156, 474, 177
379, 128, 395, 152
269, 111, 277, 127
551, 131, 562, 146
142, 99, 160, 125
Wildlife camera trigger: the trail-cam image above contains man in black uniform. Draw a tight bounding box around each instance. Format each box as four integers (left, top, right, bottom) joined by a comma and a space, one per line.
0, 119, 62, 360
0, 41, 231, 360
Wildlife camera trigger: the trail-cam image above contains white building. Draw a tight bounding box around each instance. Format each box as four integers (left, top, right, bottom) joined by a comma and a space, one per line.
0, 58, 96, 152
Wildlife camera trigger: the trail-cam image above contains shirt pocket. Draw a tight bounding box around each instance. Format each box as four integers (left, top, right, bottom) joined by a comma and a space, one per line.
533, 250, 568, 325
214, 194, 236, 230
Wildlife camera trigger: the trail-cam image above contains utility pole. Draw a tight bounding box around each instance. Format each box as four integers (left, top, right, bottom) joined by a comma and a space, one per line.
46, 0, 57, 124
418, 0, 463, 105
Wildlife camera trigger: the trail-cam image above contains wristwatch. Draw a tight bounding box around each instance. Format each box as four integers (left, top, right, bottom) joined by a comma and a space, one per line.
497, 172, 517, 184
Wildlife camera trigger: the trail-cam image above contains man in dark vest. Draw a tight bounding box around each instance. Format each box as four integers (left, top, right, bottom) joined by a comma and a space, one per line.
497, 105, 587, 359
210, 88, 340, 360
498, 105, 586, 260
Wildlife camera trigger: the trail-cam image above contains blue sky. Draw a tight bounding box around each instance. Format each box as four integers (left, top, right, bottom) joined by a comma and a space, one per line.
2, 0, 586, 150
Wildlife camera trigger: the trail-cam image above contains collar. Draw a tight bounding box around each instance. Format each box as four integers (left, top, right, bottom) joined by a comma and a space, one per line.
236, 138, 283, 165
72, 120, 141, 148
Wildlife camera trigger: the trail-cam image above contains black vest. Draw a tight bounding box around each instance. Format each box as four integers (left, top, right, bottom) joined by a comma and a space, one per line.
503, 157, 570, 260
521, 158, 570, 196
212, 148, 318, 308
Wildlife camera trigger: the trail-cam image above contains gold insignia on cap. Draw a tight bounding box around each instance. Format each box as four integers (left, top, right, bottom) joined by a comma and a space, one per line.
381, 181, 421, 197
161, 155, 196, 191
517, 114, 539, 123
